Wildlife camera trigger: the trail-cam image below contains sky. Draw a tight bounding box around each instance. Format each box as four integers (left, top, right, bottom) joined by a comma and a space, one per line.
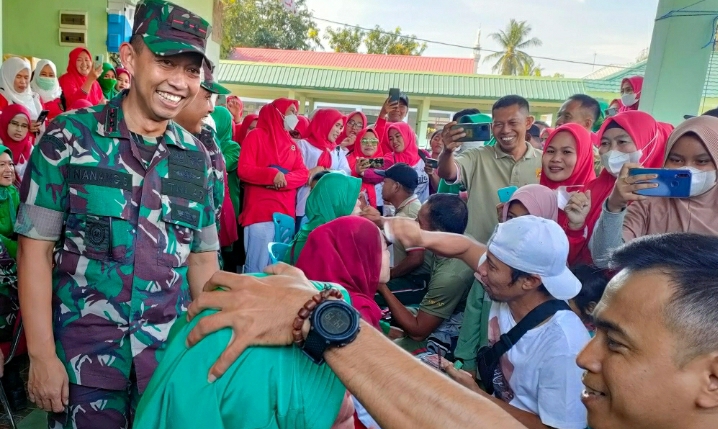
302, 0, 661, 77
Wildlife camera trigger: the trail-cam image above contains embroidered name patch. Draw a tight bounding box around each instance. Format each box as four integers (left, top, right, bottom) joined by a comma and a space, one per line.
169, 165, 205, 187
167, 146, 207, 170
68, 166, 132, 191
161, 178, 206, 203
169, 204, 200, 229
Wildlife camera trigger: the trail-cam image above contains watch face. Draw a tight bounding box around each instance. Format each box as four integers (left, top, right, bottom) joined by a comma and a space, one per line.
319, 306, 352, 336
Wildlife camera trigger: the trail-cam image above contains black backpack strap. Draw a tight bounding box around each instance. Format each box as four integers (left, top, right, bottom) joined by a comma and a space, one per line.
482, 300, 571, 366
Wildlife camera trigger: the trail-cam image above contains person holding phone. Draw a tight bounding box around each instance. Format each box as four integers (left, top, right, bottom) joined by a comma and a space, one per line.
348, 128, 383, 209
58, 47, 105, 108
31, 60, 64, 121
589, 115, 718, 267
374, 90, 409, 154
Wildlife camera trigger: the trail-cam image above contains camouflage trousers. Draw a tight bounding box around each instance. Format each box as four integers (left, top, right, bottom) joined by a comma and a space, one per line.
48, 374, 140, 429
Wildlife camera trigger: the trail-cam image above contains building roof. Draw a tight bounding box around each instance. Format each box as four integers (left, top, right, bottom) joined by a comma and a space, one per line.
582, 65, 630, 80
217, 61, 587, 102
228, 48, 477, 74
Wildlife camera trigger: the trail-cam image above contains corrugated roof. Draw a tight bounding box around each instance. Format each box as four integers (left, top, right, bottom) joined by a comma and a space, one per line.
217, 61, 587, 102
229, 48, 476, 74
582, 65, 630, 80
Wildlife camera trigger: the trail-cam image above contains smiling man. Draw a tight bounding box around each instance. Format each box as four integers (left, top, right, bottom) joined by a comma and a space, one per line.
14, 1, 219, 428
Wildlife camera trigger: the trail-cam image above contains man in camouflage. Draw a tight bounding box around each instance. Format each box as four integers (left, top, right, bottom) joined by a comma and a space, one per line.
15, 1, 219, 428
174, 61, 232, 237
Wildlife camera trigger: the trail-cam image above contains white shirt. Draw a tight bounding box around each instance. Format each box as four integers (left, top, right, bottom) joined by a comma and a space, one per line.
487, 302, 590, 429
295, 140, 351, 217
412, 159, 430, 203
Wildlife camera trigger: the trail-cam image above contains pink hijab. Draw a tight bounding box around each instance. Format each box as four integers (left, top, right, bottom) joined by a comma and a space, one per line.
502, 184, 559, 223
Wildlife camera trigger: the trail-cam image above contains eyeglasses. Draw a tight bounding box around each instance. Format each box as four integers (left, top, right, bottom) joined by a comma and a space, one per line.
361, 138, 379, 146
9, 121, 28, 130
347, 120, 363, 128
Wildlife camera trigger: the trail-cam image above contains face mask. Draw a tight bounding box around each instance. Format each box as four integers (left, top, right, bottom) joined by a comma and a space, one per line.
601, 150, 643, 176
35, 77, 56, 91
283, 113, 299, 131
621, 93, 638, 107
99, 78, 117, 92
682, 167, 717, 197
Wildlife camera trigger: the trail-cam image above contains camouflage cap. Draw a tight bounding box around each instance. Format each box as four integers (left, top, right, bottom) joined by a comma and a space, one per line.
133, 0, 211, 60
200, 60, 231, 96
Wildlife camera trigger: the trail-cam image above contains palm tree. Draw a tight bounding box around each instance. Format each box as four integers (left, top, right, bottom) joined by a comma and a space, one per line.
519, 58, 543, 77
485, 19, 542, 75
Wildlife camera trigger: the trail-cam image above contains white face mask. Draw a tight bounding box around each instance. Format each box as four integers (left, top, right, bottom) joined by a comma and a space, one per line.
682, 167, 717, 197
621, 93, 638, 107
601, 150, 643, 176
283, 113, 299, 131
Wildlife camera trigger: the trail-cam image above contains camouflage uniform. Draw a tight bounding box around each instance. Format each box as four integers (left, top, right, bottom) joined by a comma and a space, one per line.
197, 125, 224, 235
14, 1, 216, 428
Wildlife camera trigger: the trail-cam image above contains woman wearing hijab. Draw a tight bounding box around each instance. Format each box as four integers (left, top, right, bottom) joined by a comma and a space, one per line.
115, 67, 131, 92
540, 123, 597, 190
348, 128, 383, 209
233, 113, 258, 145
211, 107, 241, 227
618, 76, 643, 112
0, 105, 33, 183
58, 47, 105, 108
362, 122, 430, 204
590, 115, 718, 267
31, 59, 63, 121
0, 57, 43, 129
284, 173, 362, 265
337, 111, 367, 152
292, 115, 310, 140
560, 110, 672, 265
500, 184, 559, 223
133, 273, 357, 429
98, 62, 119, 100
237, 98, 309, 273
295, 109, 351, 222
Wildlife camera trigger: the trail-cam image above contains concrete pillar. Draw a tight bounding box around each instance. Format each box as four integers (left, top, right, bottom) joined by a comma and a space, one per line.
640, 0, 718, 124
416, 97, 432, 148
297, 94, 306, 115
306, 98, 316, 115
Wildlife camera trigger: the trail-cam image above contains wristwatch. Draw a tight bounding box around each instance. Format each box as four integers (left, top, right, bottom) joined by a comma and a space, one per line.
301, 299, 361, 364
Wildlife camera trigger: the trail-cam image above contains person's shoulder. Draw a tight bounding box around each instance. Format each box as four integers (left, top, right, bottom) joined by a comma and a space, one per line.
541, 310, 591, 353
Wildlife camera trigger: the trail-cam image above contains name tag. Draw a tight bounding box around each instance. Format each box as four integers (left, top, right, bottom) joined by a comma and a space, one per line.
169, 204, 200, 229
167, 146, 207, 170
161, 178, 207, 203
169, 165, 205, 187
68, 166, 132, 191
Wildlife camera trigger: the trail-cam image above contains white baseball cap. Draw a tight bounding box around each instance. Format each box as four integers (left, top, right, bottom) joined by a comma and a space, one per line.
484, 215, 581, 300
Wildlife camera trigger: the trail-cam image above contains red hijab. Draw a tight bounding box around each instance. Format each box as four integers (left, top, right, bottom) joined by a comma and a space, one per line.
306, 109, 345, 168
385, 122, 420, 166
619, 76, 644, 112
295, 216, 383, 329
584, 111, 672, 238
347, 128, 383, 207
115, 68, 130, 81
234, 113, 258, 145
58, 47, 104, 106
252, 98, 299, 164
339, 111, 368, 152
295, 115, 310, 139
540, 124, 596, 189
0, 104, 32, 168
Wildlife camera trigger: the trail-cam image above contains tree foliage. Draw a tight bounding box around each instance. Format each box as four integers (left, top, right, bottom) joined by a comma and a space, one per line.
519, 58, 543, 77
484, 19, 542, 75
364, 26, 427, 56
220, 0, 322, 57
324, 26, 365, 53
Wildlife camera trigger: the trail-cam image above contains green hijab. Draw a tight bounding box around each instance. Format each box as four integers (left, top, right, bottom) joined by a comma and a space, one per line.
285, 173, 362, 265
211, 106, 241, 222
133, 274, 349, 429
0, 145, 19, 258
98, 63, 119, 100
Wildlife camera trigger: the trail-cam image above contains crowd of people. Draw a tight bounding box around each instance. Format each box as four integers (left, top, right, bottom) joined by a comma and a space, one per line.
0, 0, 715, 428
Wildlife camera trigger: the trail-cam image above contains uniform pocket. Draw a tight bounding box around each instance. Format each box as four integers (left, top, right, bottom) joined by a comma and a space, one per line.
157, 196, 204, 268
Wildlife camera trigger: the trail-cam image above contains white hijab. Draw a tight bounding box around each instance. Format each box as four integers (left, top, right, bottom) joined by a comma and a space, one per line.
0, 57, 43, 119
31, 59, 62, 103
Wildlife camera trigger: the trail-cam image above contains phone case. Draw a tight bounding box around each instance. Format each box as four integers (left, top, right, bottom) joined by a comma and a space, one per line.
453, 123, 491, 143
630, 168, 692, 198
497, 186, 519, 203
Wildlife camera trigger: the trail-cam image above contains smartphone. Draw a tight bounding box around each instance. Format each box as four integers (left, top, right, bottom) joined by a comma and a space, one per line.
366, 158, 384, 168
452, 123, 491, 143
629, 168, 692, 198
94, 55, 103, 69
388, 88, 401, 103
35, 110, 49, 124
418, 150, 438, 168
497, 185, 519, 203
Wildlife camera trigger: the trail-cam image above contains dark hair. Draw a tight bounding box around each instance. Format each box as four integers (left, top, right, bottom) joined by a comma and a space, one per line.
510, 267, 549, 296
609, 233, 718, 363
492, 95, 530, 114
534, 120, 550, 129
571, 265, 609, 317
130, 34, 145, 52
425, 194, 468, 234
452, 108, 481, 122
568, 94, 601, 123
701, 108, 718, 118
310, 170, 332, 184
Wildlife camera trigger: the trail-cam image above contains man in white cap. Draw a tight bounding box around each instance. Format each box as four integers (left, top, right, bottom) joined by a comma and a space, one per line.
380, 214, 590, 428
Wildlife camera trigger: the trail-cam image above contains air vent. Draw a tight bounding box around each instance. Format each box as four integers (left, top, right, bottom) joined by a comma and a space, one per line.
59, 30, 87, 46
59, 11, 88, 29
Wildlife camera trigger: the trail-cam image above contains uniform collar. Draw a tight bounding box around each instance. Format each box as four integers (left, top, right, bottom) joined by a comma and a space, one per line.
98, 90, 187, 150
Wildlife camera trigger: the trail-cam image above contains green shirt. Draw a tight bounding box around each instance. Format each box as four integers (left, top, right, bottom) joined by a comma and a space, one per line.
420, 255, 475, 319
